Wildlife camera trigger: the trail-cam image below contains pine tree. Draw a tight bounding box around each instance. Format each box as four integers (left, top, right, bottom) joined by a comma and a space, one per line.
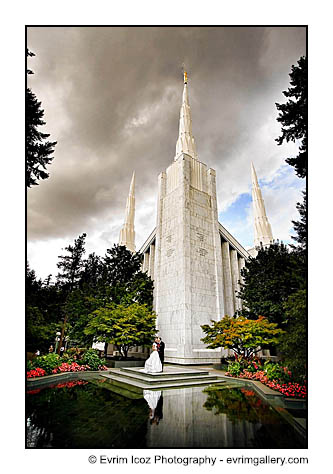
56, 233, 87, 352
237, 242, 304, 327
56, 233, 87, 292
276, 55, 307, 179
26, 49, 57, 187
291, 190, 307, 253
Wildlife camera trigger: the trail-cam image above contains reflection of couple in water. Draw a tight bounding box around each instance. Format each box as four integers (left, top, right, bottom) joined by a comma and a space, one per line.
143, 390, 163, 425
141, 336, 165, 425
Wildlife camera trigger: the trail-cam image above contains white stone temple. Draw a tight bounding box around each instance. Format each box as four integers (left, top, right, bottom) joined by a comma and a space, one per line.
120, 72, 273, 364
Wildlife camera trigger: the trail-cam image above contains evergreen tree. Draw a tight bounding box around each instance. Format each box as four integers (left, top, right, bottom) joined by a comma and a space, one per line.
56, 233, 87, 352
276, 55, 307, 179
79, 252, 103, 292
291, 190, 307, 254
26, 49, 57, 187
275, 57, 307, 374
102, 245, 142, 286
237, 242, 304, 327
26, 262, 64, 352
56, 233, 87, 292
278, 289, 306, 382
101, 245, 153, 309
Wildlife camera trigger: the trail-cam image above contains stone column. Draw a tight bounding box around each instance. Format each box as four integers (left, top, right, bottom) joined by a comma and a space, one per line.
221, 241, 235, 317
230, 249, 241, 313
207, 168, 225, 320
238, 257, 246, 284
148, 244, 155, 280
143, 251, 149, 273
238, 257, 246, 311
154, 171, 167, 318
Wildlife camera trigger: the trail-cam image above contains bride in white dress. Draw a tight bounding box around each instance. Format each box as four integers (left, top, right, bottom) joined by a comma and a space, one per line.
141, 343, 162, 373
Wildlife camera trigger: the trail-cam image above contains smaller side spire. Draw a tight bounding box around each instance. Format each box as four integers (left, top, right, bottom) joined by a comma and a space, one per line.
251, 162, 273, 248
119, 171, 136, 252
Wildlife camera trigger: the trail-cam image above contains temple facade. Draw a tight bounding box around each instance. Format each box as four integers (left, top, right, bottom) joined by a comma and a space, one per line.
119, 72, 273, 364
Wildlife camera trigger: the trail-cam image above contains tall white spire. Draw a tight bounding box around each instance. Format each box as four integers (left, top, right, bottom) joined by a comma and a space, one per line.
119, 171, 136, 252
175, 70, 198, 161
251, 162, 273, 247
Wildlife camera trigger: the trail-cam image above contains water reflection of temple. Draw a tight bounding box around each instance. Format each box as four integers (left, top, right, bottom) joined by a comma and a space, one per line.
144, 386, 305, 449
145, 387, 258, 448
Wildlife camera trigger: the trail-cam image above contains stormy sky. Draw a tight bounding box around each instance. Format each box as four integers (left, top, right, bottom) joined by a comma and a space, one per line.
27, 26, 306, 280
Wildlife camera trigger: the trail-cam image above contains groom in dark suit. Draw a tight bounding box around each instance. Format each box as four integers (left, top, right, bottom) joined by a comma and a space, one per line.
155, 336, 165, 370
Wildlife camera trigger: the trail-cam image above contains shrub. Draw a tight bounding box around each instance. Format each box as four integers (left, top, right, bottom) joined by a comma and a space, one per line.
245, 358, 262, 373
31, 353, 60, 374
225, 361, 306, 399
227, 361, 242, 376
81, 348, 106, 371
60, 354, 74, 364
226, 355, 262, 376
264, 361, 292, 383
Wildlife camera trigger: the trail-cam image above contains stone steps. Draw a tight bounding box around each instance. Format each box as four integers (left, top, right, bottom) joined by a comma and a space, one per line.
117, 368, 214, 385
100, 371, 225, 391
120, 366, 210, 378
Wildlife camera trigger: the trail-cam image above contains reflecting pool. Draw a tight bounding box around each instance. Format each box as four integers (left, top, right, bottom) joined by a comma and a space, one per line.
26, 377, 306, 448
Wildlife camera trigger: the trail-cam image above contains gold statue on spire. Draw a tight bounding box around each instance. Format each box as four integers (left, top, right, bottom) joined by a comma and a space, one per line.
182, 63, 188, 84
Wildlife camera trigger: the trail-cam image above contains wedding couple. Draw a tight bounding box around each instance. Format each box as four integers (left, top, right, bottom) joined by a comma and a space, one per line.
141, 336, 165, 373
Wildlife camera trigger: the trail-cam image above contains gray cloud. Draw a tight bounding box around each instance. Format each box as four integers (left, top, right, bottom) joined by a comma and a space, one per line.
27, 26, 306, 274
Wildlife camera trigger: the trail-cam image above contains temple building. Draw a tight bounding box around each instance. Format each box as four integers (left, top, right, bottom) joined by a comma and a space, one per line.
119, 72, 274, 364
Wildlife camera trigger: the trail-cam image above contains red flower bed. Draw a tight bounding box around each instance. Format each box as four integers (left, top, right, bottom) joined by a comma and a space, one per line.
27, 363, 108, 378
27, 368, 46, 378
225, 369, 307, 399
52, 362, 89, 374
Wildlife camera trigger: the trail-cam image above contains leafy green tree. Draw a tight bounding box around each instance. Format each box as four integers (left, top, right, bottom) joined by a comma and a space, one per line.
201, 315, 284, 361
26, 49, 57, 187
84, 303, 157, 359
276, 55, 307, 179
237, 242, 304, 327
278, 289, 306, 382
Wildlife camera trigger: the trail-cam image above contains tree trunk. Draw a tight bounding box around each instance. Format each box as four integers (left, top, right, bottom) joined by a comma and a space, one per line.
57, 314, 67, 355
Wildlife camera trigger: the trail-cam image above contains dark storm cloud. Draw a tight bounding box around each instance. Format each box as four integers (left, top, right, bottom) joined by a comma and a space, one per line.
27, 26, 306, 243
